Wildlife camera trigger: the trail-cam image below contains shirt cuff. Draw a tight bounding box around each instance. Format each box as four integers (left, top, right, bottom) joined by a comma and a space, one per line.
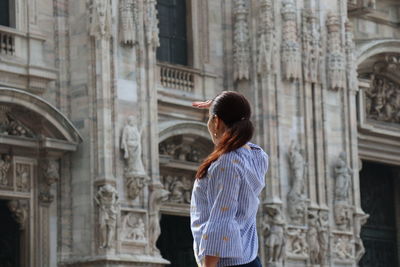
198, 220, 243, 260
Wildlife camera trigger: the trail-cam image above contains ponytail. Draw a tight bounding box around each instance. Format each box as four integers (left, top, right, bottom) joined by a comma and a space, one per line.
195, 119, 254, 179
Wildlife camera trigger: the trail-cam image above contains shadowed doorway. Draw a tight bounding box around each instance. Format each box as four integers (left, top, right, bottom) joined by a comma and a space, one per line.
359, 161, 399, 267
157, 214, 197, 267
0, 199, 20, 267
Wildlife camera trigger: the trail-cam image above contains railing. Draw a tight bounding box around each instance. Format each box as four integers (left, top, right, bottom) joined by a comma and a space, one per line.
159, 63, 196, 92
0, 29, 15, 55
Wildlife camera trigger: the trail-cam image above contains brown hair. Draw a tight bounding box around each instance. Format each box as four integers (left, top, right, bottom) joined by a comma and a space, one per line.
196, 91, 254, 179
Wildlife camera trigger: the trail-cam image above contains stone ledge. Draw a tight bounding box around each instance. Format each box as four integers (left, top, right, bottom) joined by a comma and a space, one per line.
60, 254, 170, 266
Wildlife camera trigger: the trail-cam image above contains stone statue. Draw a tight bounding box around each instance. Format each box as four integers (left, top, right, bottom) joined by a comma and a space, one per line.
8, 200, 28, 230
90, 0, 112, 37
287, 141, 308, 224
318, 210, 329, 265
334, 152, 352, 203
354, 213, 369, 262
39, 159, 60, 205
144, 0, 159, 48
0, 154, 11, 186
43, 159, 60, 185
262, 205, 286, 265
307, 210, 320, 264
148, 183, 169, 255
16, 164, 30, 191
302, 10, 321, 84
121, 116, 146, 177
95, 184, 119, 249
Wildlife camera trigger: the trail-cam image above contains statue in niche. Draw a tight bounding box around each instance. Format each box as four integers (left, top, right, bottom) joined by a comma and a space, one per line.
287, 141, 308, 224
0, 154, 11, 186
334, 152, 352, 203
354, 213, 369, 262
307, 210, 320, 264
8, 200, 28, 230
16, 164, 30, 191
302, 10, 321, 84
318, 210, 329, 265
148, 183, 169, 255
121, 115, 146, 176
39, 159, 60, 205
95, 184, 119, 249
90, 0, 112, 37
43, 160, 60, 185
121, 116, 149, 200
119, 0, 137, 46
122, 213, 146, 241
262, 205, 286, 265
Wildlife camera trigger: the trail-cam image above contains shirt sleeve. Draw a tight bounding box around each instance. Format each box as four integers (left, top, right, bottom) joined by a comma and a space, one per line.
198, 154, 243, 260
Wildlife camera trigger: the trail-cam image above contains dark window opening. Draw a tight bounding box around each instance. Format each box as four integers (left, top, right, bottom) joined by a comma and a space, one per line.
156, 0, 188, 66
0, 0, 10, 27
0, 199, 21, 267
157, 214, 197, 267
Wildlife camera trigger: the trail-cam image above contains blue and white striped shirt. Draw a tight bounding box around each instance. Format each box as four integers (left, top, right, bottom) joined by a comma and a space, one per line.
190, 143, 269, 267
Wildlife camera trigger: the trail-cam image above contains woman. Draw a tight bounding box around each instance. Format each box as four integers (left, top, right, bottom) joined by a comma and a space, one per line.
190, 91, 269, 267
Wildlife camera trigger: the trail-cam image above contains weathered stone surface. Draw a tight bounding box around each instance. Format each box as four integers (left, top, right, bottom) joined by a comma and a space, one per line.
0, 0, 399, 266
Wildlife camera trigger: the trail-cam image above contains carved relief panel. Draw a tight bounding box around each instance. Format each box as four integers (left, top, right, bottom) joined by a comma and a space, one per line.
120, 208, 148, 254
159, 134, 212, 215
0, 155, 35, 193
365, 74, 400, 124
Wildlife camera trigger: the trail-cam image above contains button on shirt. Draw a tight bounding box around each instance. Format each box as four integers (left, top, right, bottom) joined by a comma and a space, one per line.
190, 143, 269, 267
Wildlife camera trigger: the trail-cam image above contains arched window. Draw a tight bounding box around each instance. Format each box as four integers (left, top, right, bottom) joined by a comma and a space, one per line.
156, 0, 188, 66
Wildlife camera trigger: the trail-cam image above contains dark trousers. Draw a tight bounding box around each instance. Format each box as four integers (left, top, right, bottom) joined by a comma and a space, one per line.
227, 257, 262, 267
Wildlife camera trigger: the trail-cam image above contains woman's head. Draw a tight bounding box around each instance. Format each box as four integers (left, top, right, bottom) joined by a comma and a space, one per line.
196, 91, 254, 179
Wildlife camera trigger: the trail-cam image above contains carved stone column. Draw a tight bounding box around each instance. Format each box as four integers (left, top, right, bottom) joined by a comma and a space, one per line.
38, 157, 60, 267
233, 0, 250, 81
326, 12, 346, 91
90, 0, 115, 185
281, 0, 301, 81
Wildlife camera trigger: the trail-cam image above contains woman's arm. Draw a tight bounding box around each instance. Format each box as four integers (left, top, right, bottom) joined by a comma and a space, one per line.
198, 154, 243, 262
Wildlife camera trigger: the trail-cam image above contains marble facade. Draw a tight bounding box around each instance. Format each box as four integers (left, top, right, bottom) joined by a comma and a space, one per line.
0, 0, 399, 266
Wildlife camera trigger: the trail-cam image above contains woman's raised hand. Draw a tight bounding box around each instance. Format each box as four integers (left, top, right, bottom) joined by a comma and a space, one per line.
192, 99, 212, 109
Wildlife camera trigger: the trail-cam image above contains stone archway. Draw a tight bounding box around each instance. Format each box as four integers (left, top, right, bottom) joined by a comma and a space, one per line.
0, 87, 81, 267
157, 121, 213, 267
355, 51, 400, 265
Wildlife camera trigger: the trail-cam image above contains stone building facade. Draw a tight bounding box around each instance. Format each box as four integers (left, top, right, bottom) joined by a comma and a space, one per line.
0, 0, 399, 266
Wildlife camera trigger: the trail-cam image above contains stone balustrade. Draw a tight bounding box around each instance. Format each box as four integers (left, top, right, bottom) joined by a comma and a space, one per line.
0, 28, 15, 56
159, 63, 196, 92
